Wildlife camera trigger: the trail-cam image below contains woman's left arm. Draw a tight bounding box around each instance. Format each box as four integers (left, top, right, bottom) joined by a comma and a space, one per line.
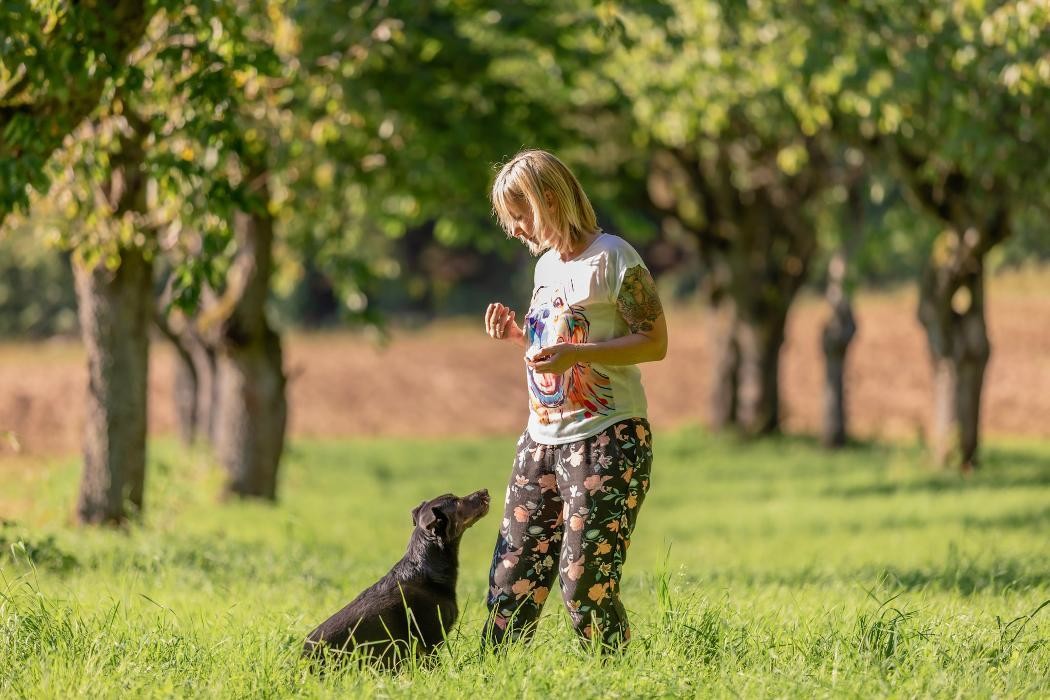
528, 265, 667, 373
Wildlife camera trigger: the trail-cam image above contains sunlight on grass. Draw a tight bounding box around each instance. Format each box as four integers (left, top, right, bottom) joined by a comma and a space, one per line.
1, 430, 1048, 697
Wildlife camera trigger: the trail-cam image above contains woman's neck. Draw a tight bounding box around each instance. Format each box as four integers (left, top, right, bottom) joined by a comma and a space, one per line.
558, 230, 600, 261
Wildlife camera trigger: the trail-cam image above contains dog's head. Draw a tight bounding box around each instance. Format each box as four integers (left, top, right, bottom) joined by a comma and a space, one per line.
411, 489, 490, 543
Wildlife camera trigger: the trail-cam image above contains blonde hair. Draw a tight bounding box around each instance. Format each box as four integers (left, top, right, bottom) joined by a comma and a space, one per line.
491, 149, 599, 256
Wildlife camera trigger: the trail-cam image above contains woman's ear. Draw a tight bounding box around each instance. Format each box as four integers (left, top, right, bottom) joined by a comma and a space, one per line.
544, 189, 555, 212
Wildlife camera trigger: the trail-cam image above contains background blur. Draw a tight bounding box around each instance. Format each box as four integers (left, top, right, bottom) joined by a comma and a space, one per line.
2, 1, 1048, 508
1, 4, 1049, 696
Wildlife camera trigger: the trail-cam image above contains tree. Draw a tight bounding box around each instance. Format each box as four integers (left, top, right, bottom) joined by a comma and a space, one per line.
0, 1, 158, 221
17, 2, 279, 521
155, 273, 218, 446
607, 1, 835, 435
819, 163, 866, 447
206, 153, 288, 499
143, 0, 599, 498
70, 120, 152, 524
803, 0, 1050, 469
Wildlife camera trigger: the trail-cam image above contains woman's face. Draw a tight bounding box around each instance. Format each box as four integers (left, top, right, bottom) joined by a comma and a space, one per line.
507, 198, 542, 250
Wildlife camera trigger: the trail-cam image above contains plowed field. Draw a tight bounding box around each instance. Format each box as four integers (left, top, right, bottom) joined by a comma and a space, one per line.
2, 273, 1048, 457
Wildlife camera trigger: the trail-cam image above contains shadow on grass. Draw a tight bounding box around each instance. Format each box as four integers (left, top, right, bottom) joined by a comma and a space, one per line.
0, 520, 78, 572
961, 505, 1050, 531
872, 560, 1050, 595
666, 428, 893, 457
692, 555, 1050, 596
822, 459, 1050, 499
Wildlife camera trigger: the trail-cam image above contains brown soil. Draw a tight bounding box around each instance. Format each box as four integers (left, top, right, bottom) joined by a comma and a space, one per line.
2, 275, 1048, 458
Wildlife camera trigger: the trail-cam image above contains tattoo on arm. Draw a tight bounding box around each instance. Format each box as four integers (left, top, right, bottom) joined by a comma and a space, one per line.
617, 264, 664, 333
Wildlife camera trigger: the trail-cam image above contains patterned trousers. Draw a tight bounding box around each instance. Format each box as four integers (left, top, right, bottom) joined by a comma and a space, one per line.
483, 418, 653, 651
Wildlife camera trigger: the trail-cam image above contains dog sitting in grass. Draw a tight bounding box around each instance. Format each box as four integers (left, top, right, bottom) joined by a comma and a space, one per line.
303, 489, 490, 668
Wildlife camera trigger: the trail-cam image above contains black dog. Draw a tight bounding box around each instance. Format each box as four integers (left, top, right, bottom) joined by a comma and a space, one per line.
303, 489, 490, 668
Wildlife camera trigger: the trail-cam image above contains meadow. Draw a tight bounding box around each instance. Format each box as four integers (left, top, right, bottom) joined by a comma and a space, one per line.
1, 429, 1048, 698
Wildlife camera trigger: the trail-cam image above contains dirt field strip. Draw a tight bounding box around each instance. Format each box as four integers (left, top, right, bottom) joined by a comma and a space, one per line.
1, 277, 1048, 457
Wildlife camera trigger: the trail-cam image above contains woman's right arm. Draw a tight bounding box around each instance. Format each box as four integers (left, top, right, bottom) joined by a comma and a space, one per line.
484, 302, 526, 348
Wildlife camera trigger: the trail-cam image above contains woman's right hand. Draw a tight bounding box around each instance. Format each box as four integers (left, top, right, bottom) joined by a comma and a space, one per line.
485, 302, 525, 346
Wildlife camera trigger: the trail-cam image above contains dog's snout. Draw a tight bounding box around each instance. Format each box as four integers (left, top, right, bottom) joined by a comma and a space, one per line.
461, 489, 491, 524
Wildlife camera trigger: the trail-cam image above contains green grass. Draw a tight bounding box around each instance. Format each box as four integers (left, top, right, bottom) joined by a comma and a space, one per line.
2, 428, 1049, 698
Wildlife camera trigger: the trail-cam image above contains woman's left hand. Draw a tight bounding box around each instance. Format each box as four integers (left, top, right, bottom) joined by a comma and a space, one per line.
526, 343, 580, 375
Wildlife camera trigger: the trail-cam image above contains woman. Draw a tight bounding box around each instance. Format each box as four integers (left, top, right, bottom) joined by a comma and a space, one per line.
482, 149, 668, 651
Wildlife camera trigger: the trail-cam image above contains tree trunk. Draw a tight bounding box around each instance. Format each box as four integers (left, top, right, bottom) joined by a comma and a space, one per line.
155, 308, 218, 446
196, 341, 219, 444
821, 289, 855, 447
820, 180, 863, 447
647, 147, 822, 438
156, 314, 199, 445
73, 246, 153, 524
72, 118, 151, 525
212, 176, 287, 500
215, 327, 286, 498
722, 213, 808, 437
709, 303, 789, 437
708, 300, 740, 430
918, 254, 990, 471
735, 311, 788, 436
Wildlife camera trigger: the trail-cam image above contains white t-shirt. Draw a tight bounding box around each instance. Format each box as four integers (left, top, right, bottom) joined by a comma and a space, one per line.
524, 232, 649, 445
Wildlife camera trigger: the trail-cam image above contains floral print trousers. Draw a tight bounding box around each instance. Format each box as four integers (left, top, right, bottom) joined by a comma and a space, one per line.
483, 418, 653, 651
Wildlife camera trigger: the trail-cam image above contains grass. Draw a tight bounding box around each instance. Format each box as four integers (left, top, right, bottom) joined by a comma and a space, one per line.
1, 428, 1048, 698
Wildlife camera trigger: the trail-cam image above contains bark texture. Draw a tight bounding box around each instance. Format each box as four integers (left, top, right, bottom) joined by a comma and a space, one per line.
821, 276, 856, 448
73, 126, 152, 525
74, 245, 153, 524
708, 300, 740, 430
155, 306, 217, 446
918, 231, 997, 471
897, 150, 1009, 471
209, 173, 288, 499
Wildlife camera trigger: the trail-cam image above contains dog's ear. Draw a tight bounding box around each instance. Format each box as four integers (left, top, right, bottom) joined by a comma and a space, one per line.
411, 500, 428, 526
416, 506, 452, 538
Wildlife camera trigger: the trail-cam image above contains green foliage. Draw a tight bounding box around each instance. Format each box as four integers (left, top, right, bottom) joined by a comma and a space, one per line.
0, 0, 170, 218
994, 208, 1050, 269
2, 1, 291, 316
4, 0, 1048, 330
807, 174, 944, 289
4, 1, 640, 322
274, 0, 625, 320
1, 431, 1048, 696
0, 225, 76, 337
801, 0, 1050, 226
32, 1, 286, 311
612, 1, 823, 152
598, 0, 840, 329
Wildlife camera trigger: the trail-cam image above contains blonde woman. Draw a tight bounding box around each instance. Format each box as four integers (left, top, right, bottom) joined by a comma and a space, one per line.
482, 149, 668, 651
